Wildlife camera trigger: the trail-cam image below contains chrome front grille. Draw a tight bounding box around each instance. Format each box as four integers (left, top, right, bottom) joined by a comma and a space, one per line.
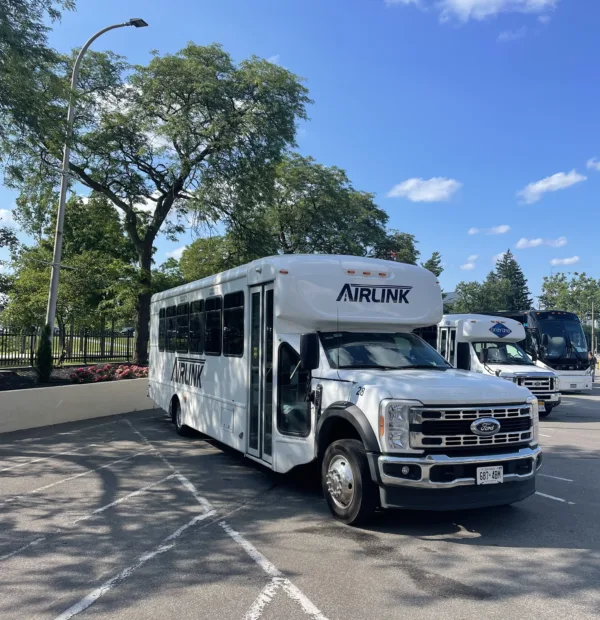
410, 404, 532, 449
517, 376, 553, 392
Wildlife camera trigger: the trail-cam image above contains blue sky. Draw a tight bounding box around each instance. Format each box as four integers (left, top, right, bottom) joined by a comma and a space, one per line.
1, 0, 599, 300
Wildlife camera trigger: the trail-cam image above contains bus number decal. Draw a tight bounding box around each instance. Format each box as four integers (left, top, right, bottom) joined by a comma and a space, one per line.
356, 386, 365, 396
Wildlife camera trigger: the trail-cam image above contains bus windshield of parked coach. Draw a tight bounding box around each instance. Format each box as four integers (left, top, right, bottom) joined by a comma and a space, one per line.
321, 332, 451, 370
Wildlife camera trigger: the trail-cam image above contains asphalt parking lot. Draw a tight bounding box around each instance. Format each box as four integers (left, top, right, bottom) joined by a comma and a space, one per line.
1, 389, 600, 620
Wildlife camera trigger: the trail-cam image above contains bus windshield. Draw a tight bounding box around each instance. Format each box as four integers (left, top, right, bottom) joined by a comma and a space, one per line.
320, 332, 451, 370
472, 341, 534, 366
538, 319, 588, 359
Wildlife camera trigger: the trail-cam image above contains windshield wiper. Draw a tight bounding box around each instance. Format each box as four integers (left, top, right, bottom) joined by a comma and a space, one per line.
393, 364, 450, 371
337, 365, 399, 370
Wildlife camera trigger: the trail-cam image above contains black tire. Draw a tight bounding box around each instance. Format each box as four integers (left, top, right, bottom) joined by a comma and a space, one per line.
171, 398, 194, 437
539, 405, 552, 418
321, 439, 378, 526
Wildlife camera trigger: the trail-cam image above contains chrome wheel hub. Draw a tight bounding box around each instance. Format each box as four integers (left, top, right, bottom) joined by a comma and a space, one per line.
326, 456, 355, 508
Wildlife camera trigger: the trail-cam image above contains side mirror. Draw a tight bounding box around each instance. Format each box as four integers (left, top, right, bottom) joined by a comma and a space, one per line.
300, 333, 320, 370
531, 347, 538, 362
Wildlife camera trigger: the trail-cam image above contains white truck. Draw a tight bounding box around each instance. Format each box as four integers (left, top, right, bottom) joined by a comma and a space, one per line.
149, 255, 542, 525
436, 315, 560, 417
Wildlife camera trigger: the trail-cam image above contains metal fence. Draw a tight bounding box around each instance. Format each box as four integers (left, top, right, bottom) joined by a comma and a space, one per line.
0, 327, 134, 368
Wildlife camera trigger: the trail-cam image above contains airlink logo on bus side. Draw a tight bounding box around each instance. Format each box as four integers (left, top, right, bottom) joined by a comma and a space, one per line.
171, 357, 205, 388
336, 283, 412, 304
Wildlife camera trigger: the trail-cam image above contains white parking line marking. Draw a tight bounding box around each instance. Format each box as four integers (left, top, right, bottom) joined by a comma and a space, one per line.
53, 510, 217, 620
175, 473, 213, 513
72, 474, 177, 524
536, 491, 575, 505
0, 449, 154, 506
12, 420, 122, 444
540, 434, 552, 438
0, 444, 99, 473
538, 473, 574, 482
244, 578, 284, 620
221, 521, 329, 620
1, 474, 179, 562
0, 536, 46, 561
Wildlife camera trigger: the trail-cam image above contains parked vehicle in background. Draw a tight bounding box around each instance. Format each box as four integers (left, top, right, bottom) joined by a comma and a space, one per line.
120, 327, 135, 336
436, 314, 560, 417
490, 311, 592, 393
149, 255, 542, 525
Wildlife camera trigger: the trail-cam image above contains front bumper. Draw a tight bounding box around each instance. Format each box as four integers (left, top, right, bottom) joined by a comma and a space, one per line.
557, 375, 593, 392
533, 391, 561, 405
369, 446, 542, 510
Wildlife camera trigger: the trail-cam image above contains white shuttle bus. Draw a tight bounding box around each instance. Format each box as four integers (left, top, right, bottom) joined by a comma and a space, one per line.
149, 255, 542, 525
437, 315, 561, 417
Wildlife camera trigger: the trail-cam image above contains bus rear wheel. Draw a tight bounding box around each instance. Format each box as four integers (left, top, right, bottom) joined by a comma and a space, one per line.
171, 398, 194, 437
321, 439, 378, 526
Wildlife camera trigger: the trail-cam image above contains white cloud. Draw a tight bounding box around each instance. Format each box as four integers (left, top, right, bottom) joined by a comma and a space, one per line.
386, 0, 559, 22
586, 157, 600, 171
468, 254, 479, 262
460, 262, 476, 270
266, 55, 280, 64
497, 27, 527, 42
468, 224, 510, 235
386, 177, 462, 202
517, 170, 587, 204
515, 236, 567, 249
492, 251, 507, 263
165, 246, 186, 261
0, 209, 15, 225
550, 256, 579, 266
538, 14, 551, 24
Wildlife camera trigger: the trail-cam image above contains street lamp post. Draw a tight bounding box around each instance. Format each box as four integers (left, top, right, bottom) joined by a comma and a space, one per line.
45, 18, 148, 334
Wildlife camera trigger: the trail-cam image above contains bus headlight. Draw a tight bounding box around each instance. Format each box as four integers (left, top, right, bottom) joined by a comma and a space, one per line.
379, 399, 422, 451
527, 395, 539, 445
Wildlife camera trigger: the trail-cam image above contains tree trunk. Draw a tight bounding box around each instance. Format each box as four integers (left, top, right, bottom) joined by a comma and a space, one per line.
134, 246, 152, 365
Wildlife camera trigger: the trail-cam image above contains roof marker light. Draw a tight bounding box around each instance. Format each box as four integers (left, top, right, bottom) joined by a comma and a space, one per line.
279, 269, 288, 274
363, 271, 371, 276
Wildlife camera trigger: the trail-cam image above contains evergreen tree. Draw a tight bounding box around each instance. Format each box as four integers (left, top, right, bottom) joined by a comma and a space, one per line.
422, 251, 443, 277
494, 249, 532, 311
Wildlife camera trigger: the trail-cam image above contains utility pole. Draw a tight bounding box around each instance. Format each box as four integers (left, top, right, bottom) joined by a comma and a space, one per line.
45, 18, 149, 334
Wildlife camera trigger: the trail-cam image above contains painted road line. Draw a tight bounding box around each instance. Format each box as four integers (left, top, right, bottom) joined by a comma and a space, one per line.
0, 536, 46, 561
244, 578, 285, 620
0, 444, 99, 474
175, 473, 213, 513
0, 449, 154, 506
221, 521, 329, 620
72, 474, 178, 524
540, 434, 552, 438
12, 420, 122, 444
535, 491, 575, 505
538, 473, 574, 482
1, 474, 179, 563
54, 510, 217, 620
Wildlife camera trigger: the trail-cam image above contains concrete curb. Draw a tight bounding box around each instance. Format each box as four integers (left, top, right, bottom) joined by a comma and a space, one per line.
0, 379, 156, 434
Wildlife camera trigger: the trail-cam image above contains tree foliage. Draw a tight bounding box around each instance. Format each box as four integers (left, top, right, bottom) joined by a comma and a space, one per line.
422, 251, 443, 277
5, 42, 310, 363
540, 272, 600, 318
494, 249, 532, 312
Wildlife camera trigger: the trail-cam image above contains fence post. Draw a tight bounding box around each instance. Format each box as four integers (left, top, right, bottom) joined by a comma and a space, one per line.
126, 332, 131, 361
83, 328, 88, 365
30, 327, 36, 367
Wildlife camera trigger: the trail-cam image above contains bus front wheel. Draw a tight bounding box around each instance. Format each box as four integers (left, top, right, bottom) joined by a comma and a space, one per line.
321, 439, 378, 526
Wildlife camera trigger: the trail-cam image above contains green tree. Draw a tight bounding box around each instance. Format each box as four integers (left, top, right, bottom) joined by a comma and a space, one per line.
372, 231, 420, 265
36, 323, 53, 383
422, 251, 443, 277
453, 271, 512, 314
5, 43, 310, 363
540, 272, 600, 317
494, 249, 532, 311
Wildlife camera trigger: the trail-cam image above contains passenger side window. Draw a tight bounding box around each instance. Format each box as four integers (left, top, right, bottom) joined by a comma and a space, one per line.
176, 303, 189, 353
158, 308, 166, 351
166, 306, 177, 352
189, 300, 204, 354
277, 343, 310, 436
204, 296, 222, 355
223, 291, 244, 357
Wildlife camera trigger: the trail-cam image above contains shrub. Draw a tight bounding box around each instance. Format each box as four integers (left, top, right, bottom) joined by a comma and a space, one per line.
36, 324, 54, 383
69, 363, 148, 384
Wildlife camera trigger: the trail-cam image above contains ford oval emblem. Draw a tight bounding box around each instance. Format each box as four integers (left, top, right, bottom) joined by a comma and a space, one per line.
471, 417, 501, 437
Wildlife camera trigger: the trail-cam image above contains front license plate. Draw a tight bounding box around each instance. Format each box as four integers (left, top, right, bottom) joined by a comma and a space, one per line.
538, 401, 546, 412
477, 465, 503, 485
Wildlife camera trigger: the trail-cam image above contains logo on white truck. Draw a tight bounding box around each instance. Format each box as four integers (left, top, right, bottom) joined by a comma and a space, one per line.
336, 283, 412, 304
